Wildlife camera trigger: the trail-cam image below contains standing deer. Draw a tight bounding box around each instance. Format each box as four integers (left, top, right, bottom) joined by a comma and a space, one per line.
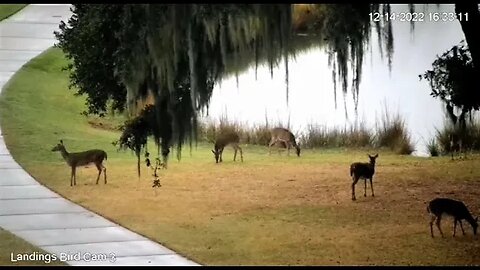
211, 131, 243, 163
268, 127, 301, 157
350, 154, 378, 201
51, 140, 108, 186
427, 197, 478, 238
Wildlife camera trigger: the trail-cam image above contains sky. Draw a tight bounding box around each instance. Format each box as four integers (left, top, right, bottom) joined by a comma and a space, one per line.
204, 4, 467, 156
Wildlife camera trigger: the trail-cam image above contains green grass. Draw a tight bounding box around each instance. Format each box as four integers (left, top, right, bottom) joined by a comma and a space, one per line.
0, 4, 27, 21
0, 229, 66, 265
1, 47, 480, 265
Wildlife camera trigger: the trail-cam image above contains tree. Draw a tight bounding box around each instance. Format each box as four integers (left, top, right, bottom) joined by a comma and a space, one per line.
420, 41, 480, 132
54, 4, 126, 116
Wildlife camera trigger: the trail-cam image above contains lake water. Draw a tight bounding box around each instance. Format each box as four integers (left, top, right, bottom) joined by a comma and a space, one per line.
203, 4, 467, 156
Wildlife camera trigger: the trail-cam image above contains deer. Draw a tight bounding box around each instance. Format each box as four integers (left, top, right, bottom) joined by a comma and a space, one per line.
51, 140, 108, 186
350, 154, 378, 201
268, 127, 301, 157
427, 197, 478, 238
211, 131, 243, 163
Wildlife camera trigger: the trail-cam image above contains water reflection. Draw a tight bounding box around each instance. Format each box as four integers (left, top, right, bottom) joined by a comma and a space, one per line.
204, 4, 466, 156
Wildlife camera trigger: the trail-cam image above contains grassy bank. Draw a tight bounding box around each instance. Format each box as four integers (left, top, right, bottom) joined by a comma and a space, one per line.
0, 4, 27, 21
0, 229, 65, 265
1, 48, 480, 265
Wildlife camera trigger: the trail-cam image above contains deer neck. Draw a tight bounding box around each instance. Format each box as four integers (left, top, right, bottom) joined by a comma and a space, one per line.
59, 148, 70, 161
369, 162, 376, 172
465, 213, 476, 226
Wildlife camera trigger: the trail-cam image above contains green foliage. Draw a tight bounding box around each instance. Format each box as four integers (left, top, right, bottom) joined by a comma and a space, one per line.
54, 4, 127, 116
420, 41, 480, 128
426, 139, 439, 157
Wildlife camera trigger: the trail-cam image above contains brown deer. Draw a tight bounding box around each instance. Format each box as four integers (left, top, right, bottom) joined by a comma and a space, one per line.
51, 140, 108, 186
268, 127, 301, 157
427, 197, 478, 238
211, 131, 243, 163
350, 154, 378, 201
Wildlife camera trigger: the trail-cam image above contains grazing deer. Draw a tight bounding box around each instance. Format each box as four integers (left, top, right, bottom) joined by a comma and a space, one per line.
51, 140, 108, 186
427, 197, 478, 238
449, 133, 464, 160
350, 154, 378, 201
211, 131, 243, 163
268, 127, 301, 157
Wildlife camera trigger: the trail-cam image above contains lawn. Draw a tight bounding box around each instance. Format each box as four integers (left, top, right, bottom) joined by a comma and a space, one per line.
1, 47, 480, 265
0, 229, 66, 265
0, 4, 27, 21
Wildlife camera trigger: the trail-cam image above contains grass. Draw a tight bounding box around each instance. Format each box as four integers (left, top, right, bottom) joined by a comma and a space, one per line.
435, 119, 480, 155
0, 229, 66, 265
375, 108, 415, 155
0, 4, 27, 21
427, 138, 440, 157
1, 47, 480, 265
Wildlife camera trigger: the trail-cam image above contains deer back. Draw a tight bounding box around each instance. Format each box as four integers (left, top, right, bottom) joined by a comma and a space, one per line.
68, 149, 107, 166
428, 198, 475, 221
215, 132, 240, 150
271, 127, 297, 146
350, 162, 375, 178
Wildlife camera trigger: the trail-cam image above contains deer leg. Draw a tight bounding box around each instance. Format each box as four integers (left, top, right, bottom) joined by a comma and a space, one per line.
453, 219, 457, 237
70, 166, 74, 187
239, 146, 243, 162
104, 165, 107, 184
233, 147, 237, 162
459, 220, 465, 235
287, 143, 291, 156
351, 177, 359, 201
95, 164, 102, 185
364, 179, 367, 197
370, 178, 375, 197
430, 215, 436, 237
436, 215, 444, 238
268, 139, 275, 155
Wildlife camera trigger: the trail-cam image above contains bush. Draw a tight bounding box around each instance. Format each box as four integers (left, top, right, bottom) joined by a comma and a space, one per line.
374, 110, 414, 155
435, 118, 480, 154
298, 121, 373, 149
426, 138, 440, 157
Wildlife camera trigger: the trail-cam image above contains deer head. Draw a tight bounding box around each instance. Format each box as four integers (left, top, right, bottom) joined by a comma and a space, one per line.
51, 140, 65, 152
368, 153, 378, 165
296, 145, 301, 157
211, 149, 223, 163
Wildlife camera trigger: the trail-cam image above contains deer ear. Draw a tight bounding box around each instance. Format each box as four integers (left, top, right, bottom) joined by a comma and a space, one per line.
60, 140, 63, 145
374, 154, 378, 158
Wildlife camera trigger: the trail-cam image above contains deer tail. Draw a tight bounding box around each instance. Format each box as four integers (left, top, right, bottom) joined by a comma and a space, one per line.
350, 165, 354, 176
104, 152, 108, 160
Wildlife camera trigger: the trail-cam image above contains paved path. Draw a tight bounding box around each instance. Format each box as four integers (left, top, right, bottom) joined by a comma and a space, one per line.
0, 5, 200, 266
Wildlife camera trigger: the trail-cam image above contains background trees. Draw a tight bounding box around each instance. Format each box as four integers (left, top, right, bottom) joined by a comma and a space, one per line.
55, 4, 480, 162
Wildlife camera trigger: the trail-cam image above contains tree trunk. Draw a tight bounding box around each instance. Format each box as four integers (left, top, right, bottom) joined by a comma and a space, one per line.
455, 3, 480, 74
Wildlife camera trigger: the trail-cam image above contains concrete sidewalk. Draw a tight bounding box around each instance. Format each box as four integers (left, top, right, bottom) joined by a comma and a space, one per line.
0, 5, 200, 266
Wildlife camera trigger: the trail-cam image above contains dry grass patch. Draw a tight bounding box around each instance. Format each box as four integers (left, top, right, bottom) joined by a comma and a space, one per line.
24, 148, 480, 265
